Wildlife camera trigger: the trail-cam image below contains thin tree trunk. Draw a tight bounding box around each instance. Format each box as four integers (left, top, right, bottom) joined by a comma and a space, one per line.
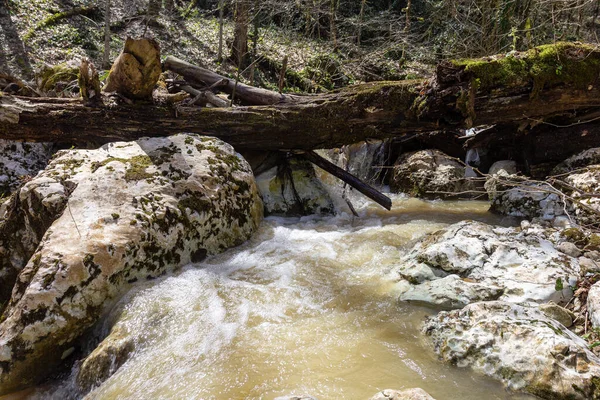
358, 0, 366, 45
217, 0, 225, 63
103, 0, 111, 69
231, 0, 249, 67
278, 56, 288, 93
330, 0, 337, 50
404, 0, 411, 32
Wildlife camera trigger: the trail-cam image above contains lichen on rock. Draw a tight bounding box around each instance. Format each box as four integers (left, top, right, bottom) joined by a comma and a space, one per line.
255, 157, 334, 216
424, 301, 600, 399
390, 150, 482, 199
0, 133, 263, 394
393, 221, 579, 308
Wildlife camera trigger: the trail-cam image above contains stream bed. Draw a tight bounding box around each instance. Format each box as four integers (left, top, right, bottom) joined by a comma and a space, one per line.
33, 196, 534, 400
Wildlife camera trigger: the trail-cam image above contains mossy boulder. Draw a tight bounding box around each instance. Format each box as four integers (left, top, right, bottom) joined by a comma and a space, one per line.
0, 134, 262, 394
390, 149, 482, 198
255, 157, 334, 216
103, 38, 162, 100
37, 63, 79, 93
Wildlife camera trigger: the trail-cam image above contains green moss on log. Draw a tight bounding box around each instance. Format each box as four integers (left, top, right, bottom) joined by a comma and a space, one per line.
452, 42, 600, 96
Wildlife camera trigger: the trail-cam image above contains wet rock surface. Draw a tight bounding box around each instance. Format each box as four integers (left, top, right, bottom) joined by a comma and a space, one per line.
394, 221, 579, 308
390, 150, 482, 199
255, 157, 334, 216
0, 133, 263, 394
424, 301, 600, 400
369, 388, 436, 400
0, 139, 56, 197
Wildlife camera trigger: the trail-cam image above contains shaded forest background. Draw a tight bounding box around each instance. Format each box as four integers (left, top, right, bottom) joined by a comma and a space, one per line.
2, 0, 600, 93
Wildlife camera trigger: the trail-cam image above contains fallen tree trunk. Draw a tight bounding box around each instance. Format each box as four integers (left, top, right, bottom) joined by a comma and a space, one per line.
164, 56, 298, 105
2, 43, 600, 151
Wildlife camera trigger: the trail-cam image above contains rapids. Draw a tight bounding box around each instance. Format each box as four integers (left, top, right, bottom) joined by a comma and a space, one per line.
32, 196, 534, 400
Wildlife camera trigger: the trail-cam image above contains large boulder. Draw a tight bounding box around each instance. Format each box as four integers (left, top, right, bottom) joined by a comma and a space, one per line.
390, 150, 481, 199
552, 148, 600, 175
424, 301, 600, 399
393, 221, 579, 308
0, 139, 56, 196
487, 160, 517, 176
255, 157, 334, 216
0, 134, 263, 394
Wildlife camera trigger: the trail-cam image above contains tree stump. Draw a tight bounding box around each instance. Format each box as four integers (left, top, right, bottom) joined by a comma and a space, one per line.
103, 37, 162, 100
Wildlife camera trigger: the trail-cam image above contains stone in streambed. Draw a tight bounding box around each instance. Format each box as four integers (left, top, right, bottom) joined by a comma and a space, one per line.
424, 301, 600, 399
0, 133, 263, 394
394, 221, 579, 308
369, 388, 436, 400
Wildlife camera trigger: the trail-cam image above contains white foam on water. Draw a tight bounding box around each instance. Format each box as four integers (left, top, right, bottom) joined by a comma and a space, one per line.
32, 197, 531, 400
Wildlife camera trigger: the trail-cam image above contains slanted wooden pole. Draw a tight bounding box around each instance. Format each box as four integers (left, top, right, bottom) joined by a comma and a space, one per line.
300, 150, 392, 210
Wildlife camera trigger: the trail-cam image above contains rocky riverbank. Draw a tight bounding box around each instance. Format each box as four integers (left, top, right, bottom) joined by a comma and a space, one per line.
1, 137, 600, 399
0, 133, 263, 394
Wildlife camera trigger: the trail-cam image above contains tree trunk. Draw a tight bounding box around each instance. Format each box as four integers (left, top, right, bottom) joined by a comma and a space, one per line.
103, 0, 111, 69
217, 0, 225, 62
147, 0, 161, 20
231, 0, 249, 67
2, 43, 600, 155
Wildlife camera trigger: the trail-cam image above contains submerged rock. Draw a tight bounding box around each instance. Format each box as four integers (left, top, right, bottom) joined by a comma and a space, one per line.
390, 150, 481, 199
76, 324, 134, 393
424, 301, 600, 399
255, 157, 334, 216
394, 221, 579, 308
369, 388, 436, 400
0, 139, 56, 196
0, 134, 263, 394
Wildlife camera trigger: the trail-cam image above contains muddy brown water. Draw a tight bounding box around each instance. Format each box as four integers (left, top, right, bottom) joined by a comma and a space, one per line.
25, 196, 534, 400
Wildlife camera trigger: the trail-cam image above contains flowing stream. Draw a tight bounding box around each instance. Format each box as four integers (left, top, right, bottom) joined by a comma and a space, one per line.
32, 196, 535, 400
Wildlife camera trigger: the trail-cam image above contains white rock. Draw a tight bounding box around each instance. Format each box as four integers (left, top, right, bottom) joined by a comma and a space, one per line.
390, 149, 482, 199
489, 183, 568, 219
587, 282, 600, 328
369, 388, 436, 400
0, 134, 263, 394
394, 221, 579, 308
0, 139, 56, 196
552, 147, 600, 175
398, 274, 503, 309
424, 301, 600, 399
488, 160, 517, 176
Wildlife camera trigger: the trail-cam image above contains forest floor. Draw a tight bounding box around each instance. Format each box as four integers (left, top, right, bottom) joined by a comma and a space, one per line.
1, 0, 433, 93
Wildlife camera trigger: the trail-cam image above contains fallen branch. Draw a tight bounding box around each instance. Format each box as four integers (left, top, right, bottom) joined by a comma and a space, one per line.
300, 150, 392, 210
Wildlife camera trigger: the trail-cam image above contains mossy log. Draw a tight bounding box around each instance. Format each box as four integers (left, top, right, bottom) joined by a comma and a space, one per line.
2, 43, 600, 151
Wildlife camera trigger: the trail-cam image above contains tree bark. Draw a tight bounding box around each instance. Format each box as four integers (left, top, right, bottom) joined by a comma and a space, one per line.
2, 43, 600, 154
164, 56, 297, 105
231, 0, 249, 67
103, 0, 111, 69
